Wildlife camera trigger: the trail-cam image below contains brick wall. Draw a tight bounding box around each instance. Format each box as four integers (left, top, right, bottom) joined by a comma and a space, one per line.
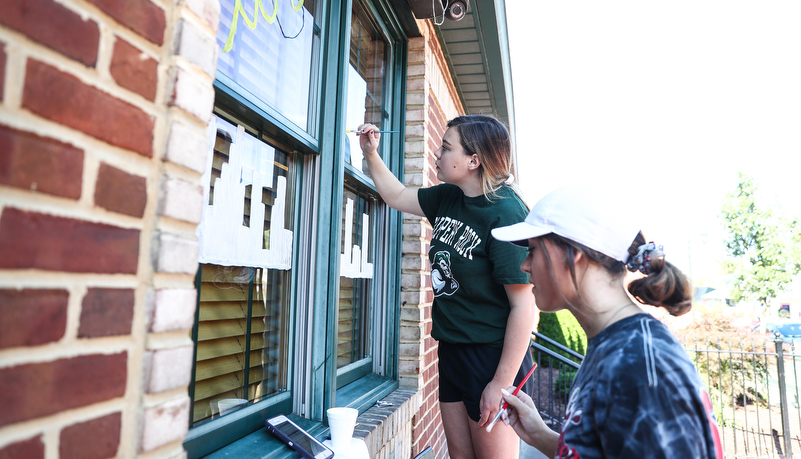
400, 20, 466, 459
0, 0, 219, 457
354, 389, 422, 459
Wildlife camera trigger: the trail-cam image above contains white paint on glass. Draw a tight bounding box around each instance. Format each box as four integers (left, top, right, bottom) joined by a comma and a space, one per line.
340, 198, 373, 279
198, 117, 293, 270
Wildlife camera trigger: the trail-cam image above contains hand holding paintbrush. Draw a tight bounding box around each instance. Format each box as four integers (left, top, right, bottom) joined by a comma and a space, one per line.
486, 363, 537, 432
347, 129, 399, 134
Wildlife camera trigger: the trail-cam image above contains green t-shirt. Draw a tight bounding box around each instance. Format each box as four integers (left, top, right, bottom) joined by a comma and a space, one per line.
418, 184, 530, 347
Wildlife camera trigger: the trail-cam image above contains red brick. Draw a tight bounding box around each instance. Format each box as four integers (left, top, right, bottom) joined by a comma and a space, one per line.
110, 37, 158, 101
0, 124, 83, 199
412, 424, 424, 442
0, 208, 140, 274
79, 288, 134, 338
428, 95, 447, 132
94, 162, 147, 217
86, 0, 165, 45
0, 0, 99, 66
426, 137, 438, 155
60, 412, 121, 459
0, 352, 127, 427
0, 289, 68, 349
22, 59, 154, 157
0, 44, 5, 101
0, 436, 44, 459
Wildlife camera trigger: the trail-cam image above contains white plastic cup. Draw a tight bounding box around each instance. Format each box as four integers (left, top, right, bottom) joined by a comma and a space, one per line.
218, 398, 247, 415
327, 407, 358, 452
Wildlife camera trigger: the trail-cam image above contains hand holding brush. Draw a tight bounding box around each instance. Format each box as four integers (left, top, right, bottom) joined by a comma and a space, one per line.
486, 363, 537, 432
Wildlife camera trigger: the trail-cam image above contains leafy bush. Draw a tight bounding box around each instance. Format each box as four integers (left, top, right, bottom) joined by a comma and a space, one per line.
673, 306, 771, 423
535, 310, 587, 367
686, 337, 769, 410
709, 391, 735, 428
554, 367, 577, 402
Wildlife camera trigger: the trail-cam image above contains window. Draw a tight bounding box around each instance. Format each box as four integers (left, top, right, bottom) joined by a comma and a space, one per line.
337, 184, 375, 384
335, 0, 391, 388
343, 0, 387, 174
216, 0, 321, 136
191, 115, 296, 426
186, 0, 407, 456
193, 265, 289, 423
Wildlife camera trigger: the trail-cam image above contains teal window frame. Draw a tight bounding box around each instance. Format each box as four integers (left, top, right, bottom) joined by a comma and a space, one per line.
184, 1, 409, 456
334, 0, 395, 390
323, 0, 408, 414
184, 105, 304, 458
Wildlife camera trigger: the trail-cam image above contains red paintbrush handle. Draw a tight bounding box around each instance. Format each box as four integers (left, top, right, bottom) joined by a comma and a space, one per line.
500, 363, 537, 410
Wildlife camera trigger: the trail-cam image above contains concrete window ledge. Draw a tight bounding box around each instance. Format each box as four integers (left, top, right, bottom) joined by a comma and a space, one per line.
352, 388, 423, 458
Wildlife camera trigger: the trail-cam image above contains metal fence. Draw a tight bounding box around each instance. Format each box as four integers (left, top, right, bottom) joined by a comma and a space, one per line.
682, 335, 800, 459
529, 332, 801, 459
528, 333, 582, 431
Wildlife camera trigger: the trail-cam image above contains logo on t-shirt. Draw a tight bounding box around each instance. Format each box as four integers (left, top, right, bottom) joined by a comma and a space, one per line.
556, 386, 582, 458
431, 216, 481, 260
431, 250, 459, 297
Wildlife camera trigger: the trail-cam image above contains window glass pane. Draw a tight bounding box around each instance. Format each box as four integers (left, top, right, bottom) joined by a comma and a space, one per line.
338, 186, 374, 370
344, 0, 387, 173
192, 115, 295, 425
193, 265, 290, 425
217, 0, 319, 131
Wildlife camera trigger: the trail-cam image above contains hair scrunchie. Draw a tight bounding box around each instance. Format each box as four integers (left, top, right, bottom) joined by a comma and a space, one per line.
627, 242, 665, 275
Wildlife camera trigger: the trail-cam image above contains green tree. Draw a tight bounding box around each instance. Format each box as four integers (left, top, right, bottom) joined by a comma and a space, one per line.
720, 173, 801, 312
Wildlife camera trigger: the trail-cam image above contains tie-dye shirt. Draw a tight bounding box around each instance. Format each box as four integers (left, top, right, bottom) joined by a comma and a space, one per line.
555, 313, 723, 459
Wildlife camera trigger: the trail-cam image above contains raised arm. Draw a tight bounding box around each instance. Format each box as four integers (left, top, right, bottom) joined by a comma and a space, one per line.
357, 124, 424, 217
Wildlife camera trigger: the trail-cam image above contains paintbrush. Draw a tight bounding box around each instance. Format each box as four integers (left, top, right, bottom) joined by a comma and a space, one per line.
486, 363, 537, 432
346, 129, 399, 134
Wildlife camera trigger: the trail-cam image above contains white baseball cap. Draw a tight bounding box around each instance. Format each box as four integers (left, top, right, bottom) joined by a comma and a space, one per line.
491, 185, 641, 263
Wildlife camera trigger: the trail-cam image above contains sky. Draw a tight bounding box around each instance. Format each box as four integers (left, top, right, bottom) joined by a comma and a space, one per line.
505, 1, 801, 285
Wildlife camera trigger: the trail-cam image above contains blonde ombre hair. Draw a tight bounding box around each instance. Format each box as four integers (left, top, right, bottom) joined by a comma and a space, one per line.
447, 115, 526, 205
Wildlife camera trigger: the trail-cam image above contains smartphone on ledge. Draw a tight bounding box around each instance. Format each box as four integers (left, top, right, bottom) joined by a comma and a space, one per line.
266, 415, 334, 459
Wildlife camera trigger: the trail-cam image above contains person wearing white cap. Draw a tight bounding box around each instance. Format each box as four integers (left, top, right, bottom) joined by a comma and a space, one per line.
357, 115, 537, 459
491, 185, 723, 459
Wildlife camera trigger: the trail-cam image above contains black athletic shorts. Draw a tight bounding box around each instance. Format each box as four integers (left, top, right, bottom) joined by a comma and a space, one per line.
438, 340, 535, 422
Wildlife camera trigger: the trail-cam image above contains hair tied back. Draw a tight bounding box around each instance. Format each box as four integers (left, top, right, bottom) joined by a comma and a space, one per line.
627, 242, 665, 275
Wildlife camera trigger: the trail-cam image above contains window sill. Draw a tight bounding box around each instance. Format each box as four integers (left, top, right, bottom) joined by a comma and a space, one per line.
337, 373, 397, 411
202, 415, 327, 459
200, 387, 422, 458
